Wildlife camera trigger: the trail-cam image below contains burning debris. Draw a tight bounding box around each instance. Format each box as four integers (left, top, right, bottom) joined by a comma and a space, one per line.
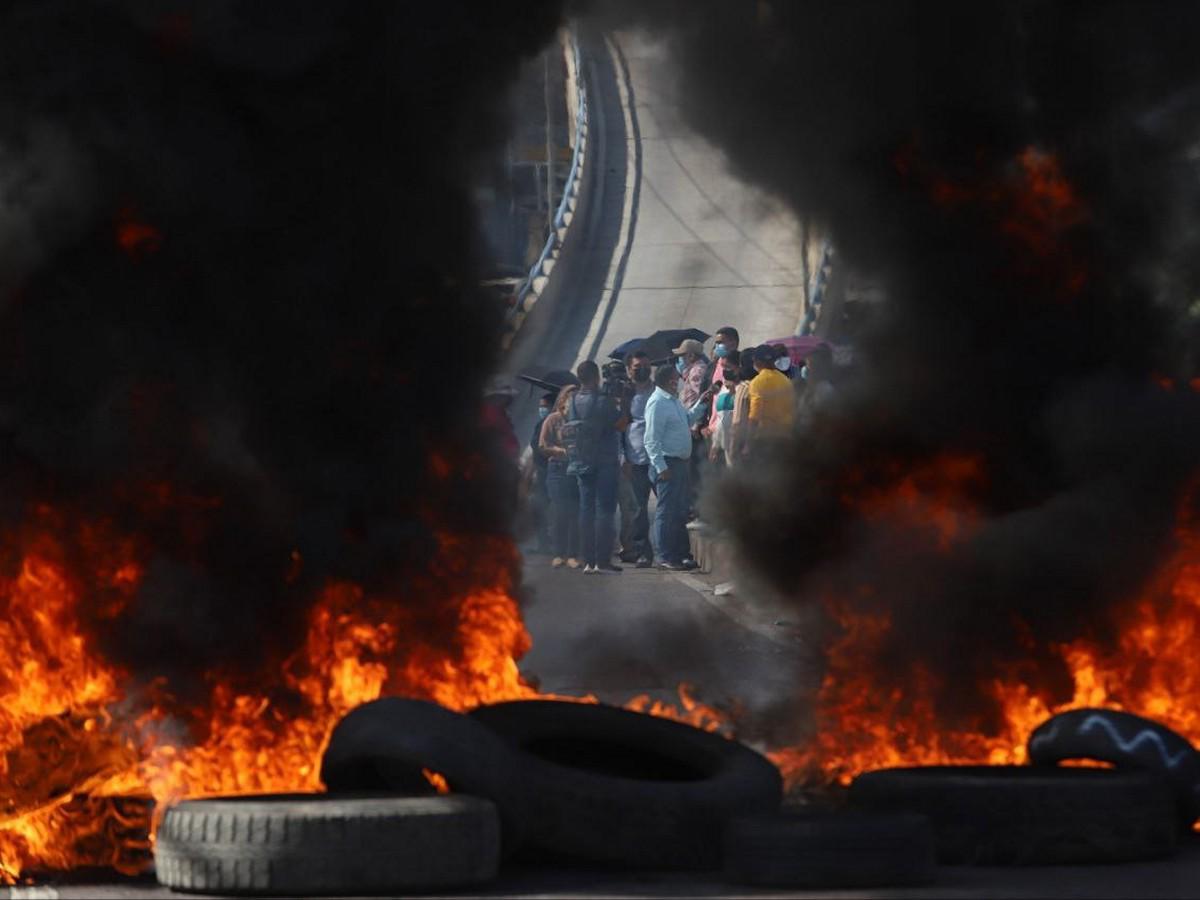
0, 0, 571, 882
3, 0, 1200, 890
597, 0, 1200, 787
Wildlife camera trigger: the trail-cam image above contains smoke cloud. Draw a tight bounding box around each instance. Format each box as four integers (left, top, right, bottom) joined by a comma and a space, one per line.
594, 0, 1200, 729
0, 1, 563, 699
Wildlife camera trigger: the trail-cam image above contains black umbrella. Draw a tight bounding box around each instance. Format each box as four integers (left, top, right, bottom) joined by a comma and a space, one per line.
516, 365, 579, 395
608, 328, 710, 364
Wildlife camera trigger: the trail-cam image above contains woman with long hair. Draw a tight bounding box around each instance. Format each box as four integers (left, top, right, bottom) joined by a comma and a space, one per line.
538, 384, 581, 568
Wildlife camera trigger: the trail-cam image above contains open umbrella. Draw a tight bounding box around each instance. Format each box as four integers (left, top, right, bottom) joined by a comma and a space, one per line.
516, 365, 579, 395
608, 328, 710, 364
761, 335, 832, 363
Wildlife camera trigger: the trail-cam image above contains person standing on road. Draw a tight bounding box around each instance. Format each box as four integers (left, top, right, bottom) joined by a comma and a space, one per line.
565, 360, 626, 574
620, 349, 657, 567
672, 337, 710, 408
708, 362, 741, 468
645, 364, 706, 571
771, 343, 797, 380
729, 347, 759, 465
528, 391, 557, 554
743, 345, 795, 459
671, 338, 710, 519
539, 385, 581, 569
710, 326, 740, 386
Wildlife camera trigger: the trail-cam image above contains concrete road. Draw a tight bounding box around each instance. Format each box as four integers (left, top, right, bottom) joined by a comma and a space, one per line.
505, 27, 818, 439
573, 30, 816, 363
516, 553, 808, 727
17, 839, 1200, 898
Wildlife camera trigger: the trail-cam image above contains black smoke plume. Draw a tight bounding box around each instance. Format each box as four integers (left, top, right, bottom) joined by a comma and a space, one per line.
597, 0, 1200, 731
0, 1, 562, 700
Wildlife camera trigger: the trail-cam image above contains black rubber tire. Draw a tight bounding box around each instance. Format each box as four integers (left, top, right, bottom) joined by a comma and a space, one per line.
723, 810, 936, 888
1028, 708, 1200, 827
468, 699, 782, 869
320, 698, 530, 849
154, 793, 499, 895
848, 766, 1178, 865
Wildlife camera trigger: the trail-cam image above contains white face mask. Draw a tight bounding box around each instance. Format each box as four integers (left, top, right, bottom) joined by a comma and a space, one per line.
774, 356, 790, 372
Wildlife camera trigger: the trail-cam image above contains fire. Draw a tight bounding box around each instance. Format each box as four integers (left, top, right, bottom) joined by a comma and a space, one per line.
114, 208, 163, 259
0, 513, 725, 883
774, 460, 1200, 799
895, 141, 1089, 297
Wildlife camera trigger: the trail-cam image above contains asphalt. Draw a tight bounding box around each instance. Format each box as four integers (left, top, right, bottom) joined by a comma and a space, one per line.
16, 840, 1200, 899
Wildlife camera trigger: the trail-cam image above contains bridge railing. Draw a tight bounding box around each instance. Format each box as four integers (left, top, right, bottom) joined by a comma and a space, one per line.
504, 32, 588, 339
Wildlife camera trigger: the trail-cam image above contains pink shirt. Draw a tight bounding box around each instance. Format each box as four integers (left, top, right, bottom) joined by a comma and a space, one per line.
678, 359, 709, 408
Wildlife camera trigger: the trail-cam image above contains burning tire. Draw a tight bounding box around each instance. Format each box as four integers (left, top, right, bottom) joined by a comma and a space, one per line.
154, 793, 499, 895
723, 810, 936, 888
319, 698, 530, 848
1027, 708, 1200, 827
468, 699, 782, 869
849, 766, 1177, 865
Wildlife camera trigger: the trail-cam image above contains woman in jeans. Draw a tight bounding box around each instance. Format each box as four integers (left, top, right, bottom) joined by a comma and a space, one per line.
538, 385, 580, 568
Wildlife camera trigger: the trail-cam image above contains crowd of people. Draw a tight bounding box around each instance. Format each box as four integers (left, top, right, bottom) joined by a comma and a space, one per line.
506, 327, 837, 574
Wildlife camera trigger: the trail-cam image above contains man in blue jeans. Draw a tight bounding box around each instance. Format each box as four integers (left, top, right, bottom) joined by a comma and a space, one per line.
621, 349, 657, 567
644, 364, 706, 570
565, 360, 626, 574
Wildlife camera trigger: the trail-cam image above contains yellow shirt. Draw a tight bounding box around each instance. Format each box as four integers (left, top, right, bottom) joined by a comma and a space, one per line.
747, 369, 795, 434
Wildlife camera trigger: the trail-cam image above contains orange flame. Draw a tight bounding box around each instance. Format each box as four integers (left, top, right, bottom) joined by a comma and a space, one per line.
897, 142, 1089, 297
0, 514, 726, 882
774, 463, 1200, 802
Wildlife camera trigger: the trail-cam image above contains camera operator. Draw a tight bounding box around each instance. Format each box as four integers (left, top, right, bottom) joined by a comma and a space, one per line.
563, 360, 628, 574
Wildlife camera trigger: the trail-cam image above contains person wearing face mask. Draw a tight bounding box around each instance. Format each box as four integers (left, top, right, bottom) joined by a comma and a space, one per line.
771, 343, 797, 380
729, 347, 759, 465
742, 344, 795, 458
707, 356, 741, 468
711, 326, 740, 385
645, 364, 707, 570
619, 349, 657, 567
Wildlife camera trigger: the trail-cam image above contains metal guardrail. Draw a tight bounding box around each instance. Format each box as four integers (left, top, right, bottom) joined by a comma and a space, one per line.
504, 31, 588, 336
797, 239, 833, 337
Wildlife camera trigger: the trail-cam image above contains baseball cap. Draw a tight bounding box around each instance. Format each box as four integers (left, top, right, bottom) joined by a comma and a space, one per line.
671, 338, 705, 356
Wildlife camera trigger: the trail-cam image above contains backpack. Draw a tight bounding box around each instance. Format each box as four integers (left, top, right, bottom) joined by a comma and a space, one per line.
562, 393, 606, 476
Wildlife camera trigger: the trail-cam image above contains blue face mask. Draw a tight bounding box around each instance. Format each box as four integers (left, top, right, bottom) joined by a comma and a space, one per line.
539, 407, 550, 419
714, 343, 728, 358
675, 357, 686, 375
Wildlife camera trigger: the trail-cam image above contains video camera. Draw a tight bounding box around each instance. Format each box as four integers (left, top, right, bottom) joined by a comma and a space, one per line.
601, 359, 629, 392
600, 359, 633, 411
